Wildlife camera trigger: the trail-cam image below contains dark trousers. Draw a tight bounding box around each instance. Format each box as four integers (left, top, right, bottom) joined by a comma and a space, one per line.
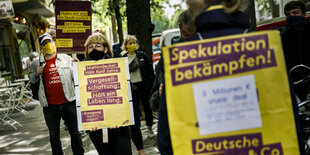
133, 82, 153, 127
130, 98, 144, 150
43, 101, 84, 155
89, 127, 132, 155
157, 86, 173, 155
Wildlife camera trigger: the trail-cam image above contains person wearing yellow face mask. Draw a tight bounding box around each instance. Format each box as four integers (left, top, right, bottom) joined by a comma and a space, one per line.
28, 33, 84, 155
41, 40, 57, 56
121, 35, 155, 155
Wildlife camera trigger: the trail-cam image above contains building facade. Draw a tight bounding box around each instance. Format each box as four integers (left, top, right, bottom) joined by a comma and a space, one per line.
0, 0, 54, 80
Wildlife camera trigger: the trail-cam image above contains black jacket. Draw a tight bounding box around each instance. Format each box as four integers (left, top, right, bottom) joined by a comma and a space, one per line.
185, 7, 249, 41
282, 21, 310, 70
281, 22, 310, 101
122, 51, 155, 93
281, 21, 310, 154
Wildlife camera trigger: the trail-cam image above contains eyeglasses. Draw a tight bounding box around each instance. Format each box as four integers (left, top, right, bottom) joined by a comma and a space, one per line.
88, 43, 104, 50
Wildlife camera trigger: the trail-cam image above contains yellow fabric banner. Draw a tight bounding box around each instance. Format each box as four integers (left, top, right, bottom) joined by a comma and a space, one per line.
73, 58, 134, 130
163, 31, 299, 154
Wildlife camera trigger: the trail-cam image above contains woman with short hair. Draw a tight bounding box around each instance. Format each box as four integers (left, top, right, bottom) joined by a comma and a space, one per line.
85, 33, 132, 155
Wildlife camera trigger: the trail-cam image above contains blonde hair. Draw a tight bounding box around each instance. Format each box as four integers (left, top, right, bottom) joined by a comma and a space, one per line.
84, 33, 113, 60
186, 0, 248, 19
121, 35, 140, 51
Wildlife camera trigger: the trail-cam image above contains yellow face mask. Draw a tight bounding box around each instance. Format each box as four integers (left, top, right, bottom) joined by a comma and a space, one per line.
41, 42, 56, 56
127, 44, 136, 52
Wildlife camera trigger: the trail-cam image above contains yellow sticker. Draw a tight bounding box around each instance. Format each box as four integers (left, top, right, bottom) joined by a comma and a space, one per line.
56, 39, 73, 48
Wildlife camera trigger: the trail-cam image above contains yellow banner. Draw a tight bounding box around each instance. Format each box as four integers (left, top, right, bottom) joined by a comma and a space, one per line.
73, 58, 134, 130
163, 31, 299, 154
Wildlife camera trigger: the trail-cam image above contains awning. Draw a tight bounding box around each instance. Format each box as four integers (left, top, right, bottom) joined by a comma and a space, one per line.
12, 0, 54, 17
12, 23, 28, 33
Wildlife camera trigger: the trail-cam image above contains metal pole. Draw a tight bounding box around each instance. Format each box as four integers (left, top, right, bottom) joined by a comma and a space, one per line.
280, 0, 284, 17
246, 0, 257, 32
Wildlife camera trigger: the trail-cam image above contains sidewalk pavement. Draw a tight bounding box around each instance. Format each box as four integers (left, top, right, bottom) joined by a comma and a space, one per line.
0, 101, 160, 155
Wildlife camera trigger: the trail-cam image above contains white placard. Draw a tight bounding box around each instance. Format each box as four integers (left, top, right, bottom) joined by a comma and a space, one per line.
193, 75, 262, 136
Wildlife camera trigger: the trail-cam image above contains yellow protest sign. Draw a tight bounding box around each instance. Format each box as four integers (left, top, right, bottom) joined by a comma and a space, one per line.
163, 31, 299, 154
73, 58, 134, 130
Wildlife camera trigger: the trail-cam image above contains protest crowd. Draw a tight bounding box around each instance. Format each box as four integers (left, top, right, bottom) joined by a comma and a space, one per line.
1, 0, 310, 155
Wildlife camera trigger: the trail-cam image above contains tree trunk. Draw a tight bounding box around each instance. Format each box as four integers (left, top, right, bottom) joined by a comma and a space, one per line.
245, 0, 257, 32
109, 0, 118, 44
268, 0, 279, 18
111, 16, 118, 44
126, 0, 153, 58
113, 0, 123, 46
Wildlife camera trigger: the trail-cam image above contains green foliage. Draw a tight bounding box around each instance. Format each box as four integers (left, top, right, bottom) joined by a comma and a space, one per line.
150, 0, 167, 12
91, 0, 111, 32
22, 71, 28, 76
255, 0, 280, 22
151, 8, 170, 34
256, 0, 271, 21
169, 9, 184, 29
18, 40, 29, 58
150, 0, 185, 11
91, 0, 127, 35
90, 0, 186, 36
150, 0, 185, 34
4, 76, 12, 82
0, 79, 4, 85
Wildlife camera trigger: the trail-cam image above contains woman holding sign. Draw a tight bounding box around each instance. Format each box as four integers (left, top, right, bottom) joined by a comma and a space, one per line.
84, 33, 132, 155
121, 35, 155, 136
121, 35, 155, 155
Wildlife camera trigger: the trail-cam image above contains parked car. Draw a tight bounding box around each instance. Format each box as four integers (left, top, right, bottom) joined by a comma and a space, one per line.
151, 29, 180, 71
152, 37, 161, 69
159, 28, 180, 49
151, 33, 161, 63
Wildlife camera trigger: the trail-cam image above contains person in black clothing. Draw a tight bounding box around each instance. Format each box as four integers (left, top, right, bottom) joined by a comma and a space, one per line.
157, 0, 250, 154
155, 9, 196, 155
282, 1, 310, 101
150, 9, 197, 114
121, 34, 155, 155
85, 33, 132, 155
281, 2, 310, 153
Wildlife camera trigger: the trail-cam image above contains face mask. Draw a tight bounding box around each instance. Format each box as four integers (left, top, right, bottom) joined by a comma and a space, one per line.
127, 44, 136, 52
89, 49, 107, 60
41, 42, 56, 56
286, 16, 307, 30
